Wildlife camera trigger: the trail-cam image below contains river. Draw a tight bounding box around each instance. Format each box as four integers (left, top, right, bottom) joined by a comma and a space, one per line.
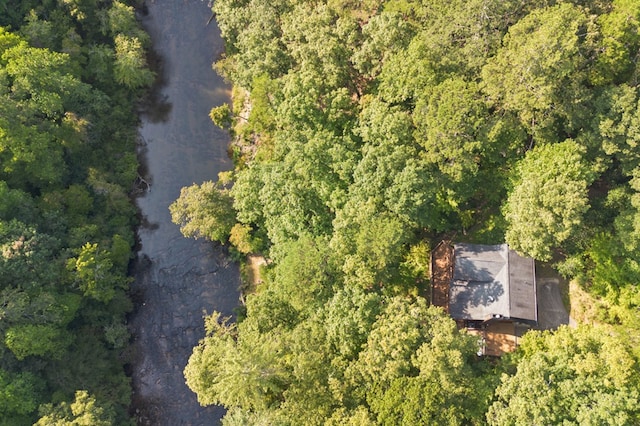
128, 1, 240, 424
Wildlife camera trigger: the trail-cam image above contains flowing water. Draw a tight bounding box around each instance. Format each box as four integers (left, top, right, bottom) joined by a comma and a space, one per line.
129, 1, 239, 424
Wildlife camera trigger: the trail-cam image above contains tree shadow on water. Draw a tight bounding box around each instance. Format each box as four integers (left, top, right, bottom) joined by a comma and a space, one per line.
139, 49, 173, 123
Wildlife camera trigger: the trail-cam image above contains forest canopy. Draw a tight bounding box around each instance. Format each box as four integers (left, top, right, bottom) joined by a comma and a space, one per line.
176, 0, 640, 424
0, 0, 153, 424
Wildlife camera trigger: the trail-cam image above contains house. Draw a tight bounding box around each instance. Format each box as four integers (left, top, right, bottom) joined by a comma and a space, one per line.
431, 242, 537, 356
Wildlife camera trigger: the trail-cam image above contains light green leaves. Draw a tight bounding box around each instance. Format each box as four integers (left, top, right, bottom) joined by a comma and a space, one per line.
488, 326, 640, 426
35, 390, 116, 426
113, 34, 154, 89
169, 180, 237, 244
482, 3, 591, 140
504, 140, 596, 261
68, 242, 128, 303
5, 323, 73, 360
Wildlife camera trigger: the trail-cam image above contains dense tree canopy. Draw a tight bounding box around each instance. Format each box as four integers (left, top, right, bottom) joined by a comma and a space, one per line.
170, 180, 236, 244
0, 1, 152, 424
175, 0, 640, 424
488, 326, 640, 425
504, 140, 596, 261
185, 297, 487, 425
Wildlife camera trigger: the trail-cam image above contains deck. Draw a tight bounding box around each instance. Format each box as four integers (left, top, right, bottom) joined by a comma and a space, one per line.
430, 241, 453, 312
466, 321, 526, 356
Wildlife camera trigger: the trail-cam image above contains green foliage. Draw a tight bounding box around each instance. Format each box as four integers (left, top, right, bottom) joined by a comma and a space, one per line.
213, 0, 292, 87
19, 10, 58, 50
190, 0, 640, 424
109, 234, 132, 272
68, 242, 128, 303
185, 296, 486, 424
209, 104, 233, 129
268, 234, 337, 312
591, 0, 640, 85
35, 390, 116, 426
113, 34, 154, 89
339, 211, 411, 289
102, 321, 129, 349
348, 298, 466, 389
322, 286, 381, 360
584, 232, 640, 297
46, 332, 133, 414
594, 84, 640, 174
482, 3, 592, 140
248, 74, 278, 134
0, 5, 149, 423
184, 313, 289, 411
0, 370, 43, 418
351, 97, 439, 228
5, 324, 73, 360
504, 140, 596, 261
3, 42, 75, 117
85, 44, 114, 86
229, 223, 262, 254
414, 78, 486, 181
0, 37, 94, 189
221, 407, 276, 426
351, 11, 413, 78
0, 219, 62, 291
281, 3, 358, 91
257, 160, 334, 247
325, 406, 376, 426
244, 289, 299, 333
100, 1, 149, 44
169, 180, 237, 244
488, 326, 640, 425
231, 165, 265, 225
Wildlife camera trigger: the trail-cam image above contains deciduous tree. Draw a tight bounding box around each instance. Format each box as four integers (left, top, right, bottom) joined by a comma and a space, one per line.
35, 390, 116, 426
482, 3, 592, 141
488, 326, 640, 425
112, 34, 154, 89
170, 181, 236, 244
504, 140, 596, 261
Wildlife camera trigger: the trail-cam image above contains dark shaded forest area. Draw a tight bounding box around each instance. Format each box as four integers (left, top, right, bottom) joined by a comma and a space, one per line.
0, 0, 152, 424
171, 0, 640, 424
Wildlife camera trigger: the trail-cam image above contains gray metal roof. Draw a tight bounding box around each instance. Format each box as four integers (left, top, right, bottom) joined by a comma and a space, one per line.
449, 243, 537, 322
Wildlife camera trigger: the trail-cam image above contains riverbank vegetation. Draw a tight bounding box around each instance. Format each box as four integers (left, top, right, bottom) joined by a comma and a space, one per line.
174, 0, 640, 424
0, 1, 153, 424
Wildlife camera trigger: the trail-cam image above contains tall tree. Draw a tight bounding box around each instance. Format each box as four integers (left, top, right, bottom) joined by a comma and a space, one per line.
112, 34, 154, 89
0, 369, 43, 420
504, 140, 596, 261
482, 3, 592, 141
35, 390, 116, 426
488, 326, 640, 425
169, 180, 237, 244
184, 313, 290, 411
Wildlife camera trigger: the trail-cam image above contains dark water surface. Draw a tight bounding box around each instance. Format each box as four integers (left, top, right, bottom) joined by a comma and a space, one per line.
129, 1, 239, 424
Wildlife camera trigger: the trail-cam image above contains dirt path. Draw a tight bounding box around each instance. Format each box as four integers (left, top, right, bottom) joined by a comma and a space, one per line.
128, 1, 240, 425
